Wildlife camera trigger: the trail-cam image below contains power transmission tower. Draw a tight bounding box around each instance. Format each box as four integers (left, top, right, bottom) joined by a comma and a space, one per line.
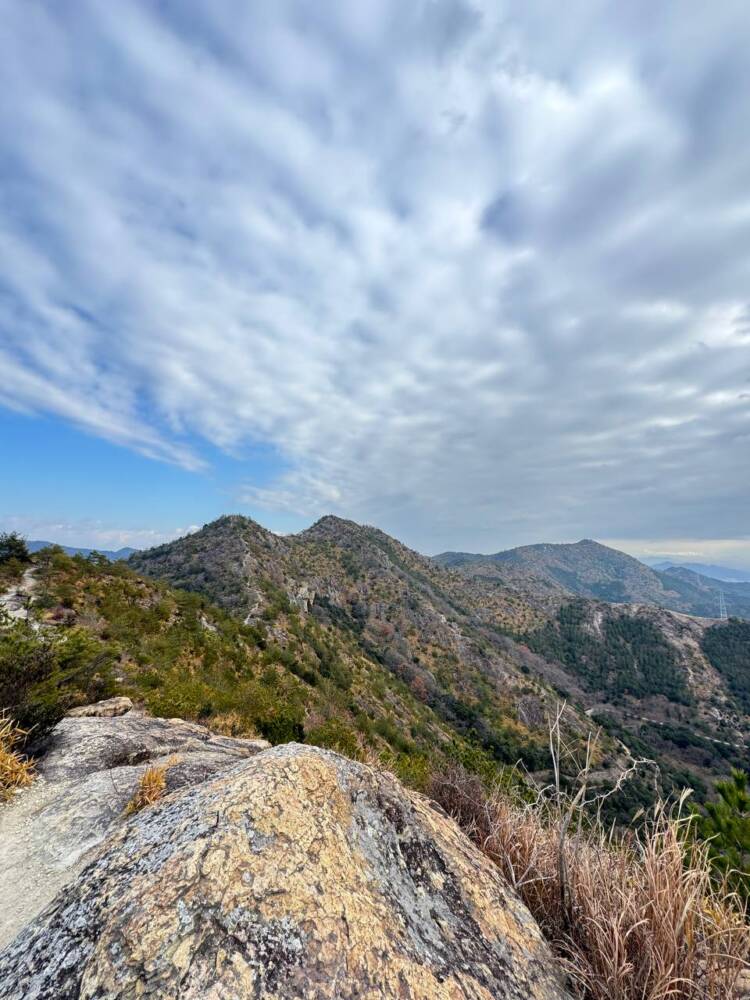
718, 590, 728, 621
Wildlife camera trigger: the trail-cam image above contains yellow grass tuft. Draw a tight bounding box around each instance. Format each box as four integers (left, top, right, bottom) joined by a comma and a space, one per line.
125, 763, 168, 815
0, 713, 35, 802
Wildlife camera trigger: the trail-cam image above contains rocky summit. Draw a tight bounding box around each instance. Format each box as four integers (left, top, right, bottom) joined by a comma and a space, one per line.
0, 708, 570, 1000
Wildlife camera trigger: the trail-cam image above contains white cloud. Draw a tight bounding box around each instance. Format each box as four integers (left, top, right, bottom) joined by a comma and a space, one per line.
0, 515, 195, 551
0, 1, 749, 554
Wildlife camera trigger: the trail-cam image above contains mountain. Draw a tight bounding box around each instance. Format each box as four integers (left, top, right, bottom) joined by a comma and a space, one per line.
435, 539, 667, 604
128, 514, 576, 770
18, 534, 545, 782
128, 516, 750, 819
651, 560, 750, 583
434, 539, 750, 619
6, 514, 748, 832
5, 529, 747, 995
659, 565, 750, 612
27, 540, 137, 561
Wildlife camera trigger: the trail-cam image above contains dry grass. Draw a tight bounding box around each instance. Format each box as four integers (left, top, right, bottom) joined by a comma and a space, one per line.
0, 713, 35, 802
430, 733, 750, 1000
125, 763, 168, 815
207, 711, 260, 739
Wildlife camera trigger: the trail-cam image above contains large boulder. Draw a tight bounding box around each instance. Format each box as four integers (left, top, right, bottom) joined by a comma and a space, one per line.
0, 742, 570, 1000
0, 710, 270, 949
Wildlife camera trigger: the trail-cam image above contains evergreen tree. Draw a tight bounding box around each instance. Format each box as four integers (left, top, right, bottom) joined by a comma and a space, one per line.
695, 769, 750, 901
0, 531, 30, 564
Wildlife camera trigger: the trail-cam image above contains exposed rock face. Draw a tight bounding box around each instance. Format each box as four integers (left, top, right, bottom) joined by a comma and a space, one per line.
0, 710, 270, 949
0, 742, 570, 1000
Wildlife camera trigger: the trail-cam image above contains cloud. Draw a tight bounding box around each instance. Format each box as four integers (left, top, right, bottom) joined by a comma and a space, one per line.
0, 0, 748, 553
0, 515, 196, 551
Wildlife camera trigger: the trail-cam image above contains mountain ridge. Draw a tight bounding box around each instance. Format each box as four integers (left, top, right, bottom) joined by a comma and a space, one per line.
434, 538, 750, 619
127, 515, 750, 820
650, 560, 750, 583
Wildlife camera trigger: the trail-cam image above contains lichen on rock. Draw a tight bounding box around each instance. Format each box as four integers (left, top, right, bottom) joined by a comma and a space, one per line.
0, 710, 270, 950
0, 741, 570, 999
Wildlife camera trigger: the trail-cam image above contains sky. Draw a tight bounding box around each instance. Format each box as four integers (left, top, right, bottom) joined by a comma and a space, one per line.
1, 1, 749, 565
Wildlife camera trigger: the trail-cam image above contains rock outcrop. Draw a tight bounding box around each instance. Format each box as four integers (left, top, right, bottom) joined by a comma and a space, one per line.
0, 739, 570, 999
66, 695, 134, 717
0, 709, 270, 949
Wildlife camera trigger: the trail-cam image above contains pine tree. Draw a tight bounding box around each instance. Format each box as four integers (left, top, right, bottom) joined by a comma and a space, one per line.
695, 769, 750, 901
0, 532, 30, 564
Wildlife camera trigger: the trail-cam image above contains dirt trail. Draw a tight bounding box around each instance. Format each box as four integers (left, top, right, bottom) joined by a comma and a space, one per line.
0, 566, 38, 626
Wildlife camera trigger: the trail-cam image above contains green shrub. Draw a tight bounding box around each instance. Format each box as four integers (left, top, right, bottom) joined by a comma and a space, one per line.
258, 710, 304, 745
694, 769, 750, 901
0, 622, 115, 738
306, 717, 360, 758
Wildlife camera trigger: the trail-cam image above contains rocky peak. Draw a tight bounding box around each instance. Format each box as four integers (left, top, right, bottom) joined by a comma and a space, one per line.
300, 513, 371, 543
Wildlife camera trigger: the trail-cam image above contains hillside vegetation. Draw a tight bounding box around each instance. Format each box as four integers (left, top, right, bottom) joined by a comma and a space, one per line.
130, 515, 581, 771
1, 544, 555, 792
2, 525, 750, 999
129, 516, 750, 821
3, 517, 748, 824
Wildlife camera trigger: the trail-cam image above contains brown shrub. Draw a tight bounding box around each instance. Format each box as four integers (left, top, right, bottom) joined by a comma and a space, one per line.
0, 713, 35, 802
207, 711, 260, 739
409, 675, 429, 702
430, 766, 750, 1000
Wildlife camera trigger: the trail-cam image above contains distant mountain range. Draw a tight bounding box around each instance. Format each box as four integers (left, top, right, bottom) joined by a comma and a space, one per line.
434, 539, 750, 619
27, 540, 138, 561
648, 560, 750, 583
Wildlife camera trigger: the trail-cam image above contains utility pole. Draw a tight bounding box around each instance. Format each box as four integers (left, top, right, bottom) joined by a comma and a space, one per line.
718, 590, 728, 621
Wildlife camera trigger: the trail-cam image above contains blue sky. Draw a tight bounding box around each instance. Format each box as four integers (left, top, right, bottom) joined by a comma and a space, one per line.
1, 1, 749, 564
1, 408, 304, 549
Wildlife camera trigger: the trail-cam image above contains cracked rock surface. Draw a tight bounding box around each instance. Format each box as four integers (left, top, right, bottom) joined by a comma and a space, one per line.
0, 740, 570, 999
0, 710, 269, 949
